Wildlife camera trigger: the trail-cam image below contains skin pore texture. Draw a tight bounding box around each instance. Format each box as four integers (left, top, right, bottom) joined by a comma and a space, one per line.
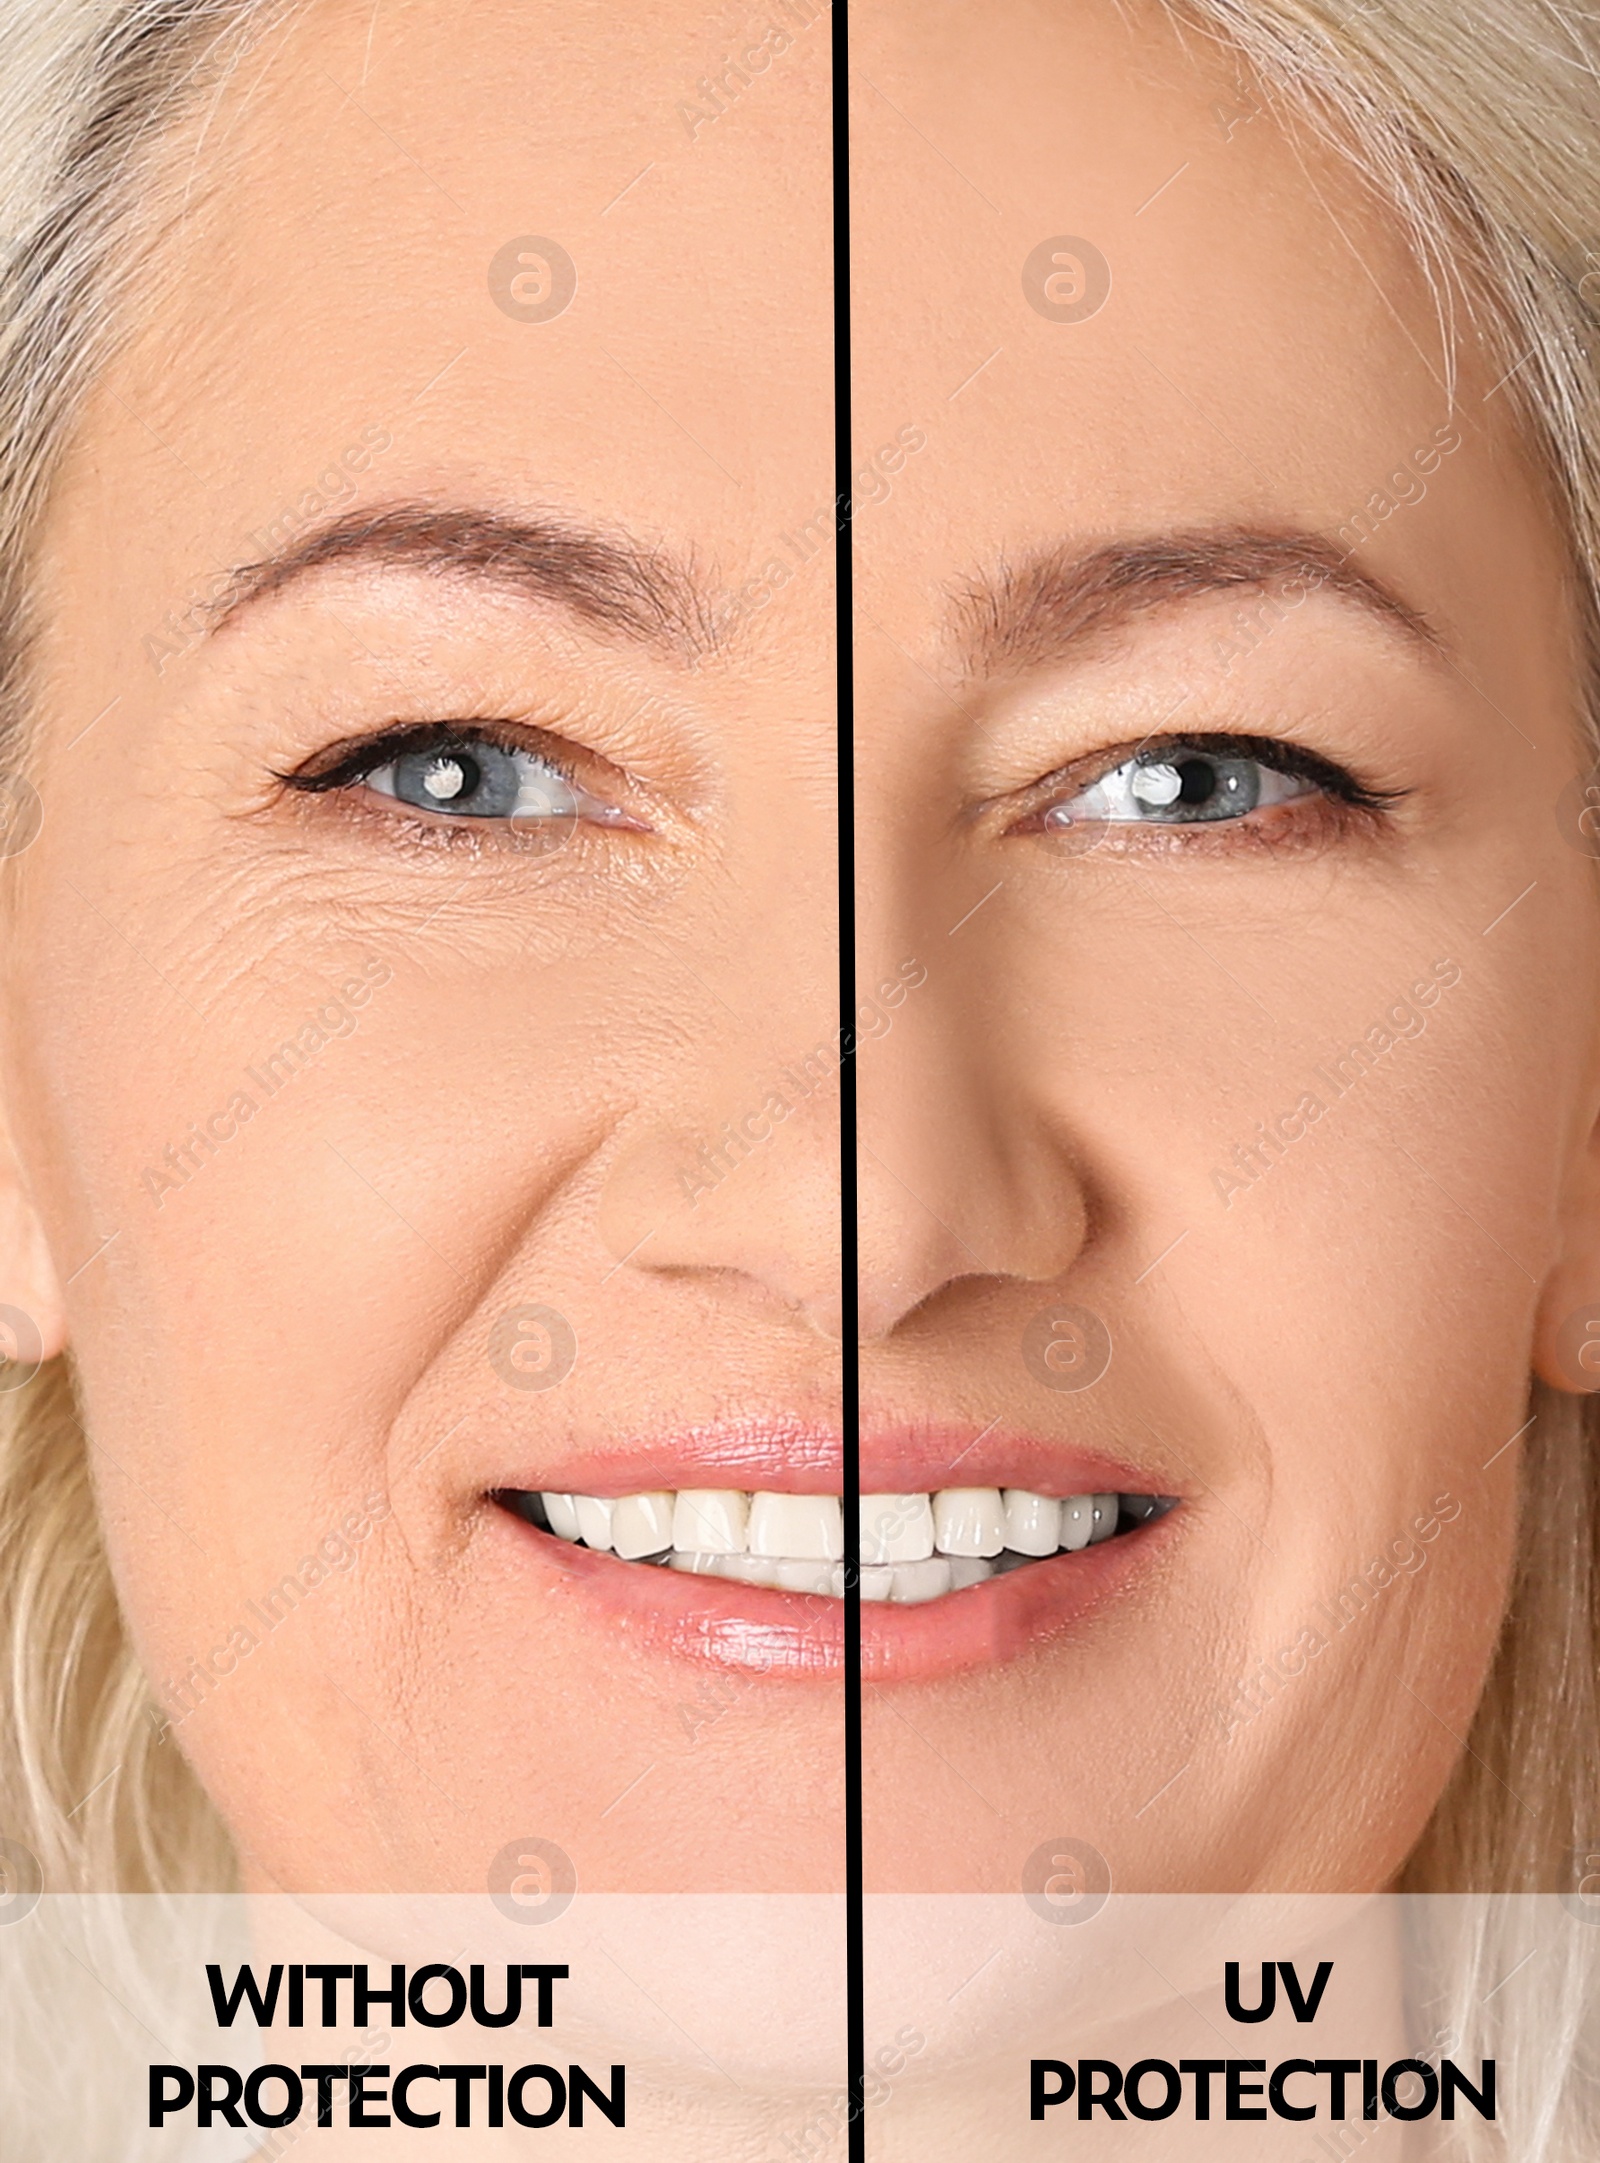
0, 0, 1595, 1923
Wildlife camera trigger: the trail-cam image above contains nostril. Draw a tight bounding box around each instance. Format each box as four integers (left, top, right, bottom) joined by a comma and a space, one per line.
854, 1094, 1095, 1341
597, 1088, 843, 1335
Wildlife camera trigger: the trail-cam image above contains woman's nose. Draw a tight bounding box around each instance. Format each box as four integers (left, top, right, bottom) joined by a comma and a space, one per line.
599, 1031, 846, 1341
855, 965, 1091, 1341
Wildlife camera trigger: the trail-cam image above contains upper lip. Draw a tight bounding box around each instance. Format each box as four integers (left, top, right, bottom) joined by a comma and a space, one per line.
861, 1421, 1175, 1498
482, 1412, 1181, 1503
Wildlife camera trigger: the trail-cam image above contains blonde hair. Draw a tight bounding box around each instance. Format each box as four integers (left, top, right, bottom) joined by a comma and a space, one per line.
0, 0, 1595, 2150
0, 0, 288, 1899
1157, 4, 1600, 2143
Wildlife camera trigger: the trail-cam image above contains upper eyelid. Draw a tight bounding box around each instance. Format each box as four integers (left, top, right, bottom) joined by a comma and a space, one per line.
273, 719, 580, 793
1066, 732, 1322, 784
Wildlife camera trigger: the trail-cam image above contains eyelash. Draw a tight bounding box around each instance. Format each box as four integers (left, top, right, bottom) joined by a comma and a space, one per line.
274, 720, 1397, 864
1008, 730, 1405, 842
270, 717, 660, 855
274, 719, 577, 797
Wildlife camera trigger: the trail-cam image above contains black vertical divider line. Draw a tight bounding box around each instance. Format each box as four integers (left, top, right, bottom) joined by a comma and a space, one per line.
831, 0, 865, 2155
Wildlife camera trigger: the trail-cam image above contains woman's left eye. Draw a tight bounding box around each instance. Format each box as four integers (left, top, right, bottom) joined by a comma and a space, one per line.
1043, 743, 1315, 827
367, 739, 586, 821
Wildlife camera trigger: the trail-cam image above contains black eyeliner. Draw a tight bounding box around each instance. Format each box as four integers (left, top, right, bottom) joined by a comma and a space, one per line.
273, 719, 579, 794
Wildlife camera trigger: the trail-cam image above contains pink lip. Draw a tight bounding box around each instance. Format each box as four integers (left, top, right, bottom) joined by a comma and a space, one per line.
859, 1422, 1170, 1501
478, 1410, 1184, 1684
485, 1417, 843, 1499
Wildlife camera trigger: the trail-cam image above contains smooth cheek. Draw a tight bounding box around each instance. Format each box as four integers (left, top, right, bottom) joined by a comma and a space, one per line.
897, 877, 1585, 1886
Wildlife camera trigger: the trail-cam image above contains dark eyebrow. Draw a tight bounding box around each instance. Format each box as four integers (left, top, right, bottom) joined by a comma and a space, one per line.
208, 502, 714, 657
959, 526, 1441, 674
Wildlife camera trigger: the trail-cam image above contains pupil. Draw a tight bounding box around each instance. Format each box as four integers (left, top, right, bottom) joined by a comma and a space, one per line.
1176, 756, 1218, 805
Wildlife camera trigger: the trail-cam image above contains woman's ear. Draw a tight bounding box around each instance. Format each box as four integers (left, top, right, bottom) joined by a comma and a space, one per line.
1532, 1104, 1600, 1394
0, 1110, 66, 1374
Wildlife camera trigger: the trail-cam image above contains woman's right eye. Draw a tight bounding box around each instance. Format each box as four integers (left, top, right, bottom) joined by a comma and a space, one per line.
281, 725, 638, 834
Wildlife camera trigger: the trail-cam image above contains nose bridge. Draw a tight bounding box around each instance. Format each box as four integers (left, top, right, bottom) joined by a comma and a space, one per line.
855, 947, 1091, 1339
597, 847, 845, 1334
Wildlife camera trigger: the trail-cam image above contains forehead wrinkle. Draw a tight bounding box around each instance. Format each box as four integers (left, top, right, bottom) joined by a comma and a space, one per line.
207, 501, 718, 658
956, 525, 1442, 676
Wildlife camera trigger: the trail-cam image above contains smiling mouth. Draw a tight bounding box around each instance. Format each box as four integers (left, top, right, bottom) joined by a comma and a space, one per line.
493, 1485, 1177, 1602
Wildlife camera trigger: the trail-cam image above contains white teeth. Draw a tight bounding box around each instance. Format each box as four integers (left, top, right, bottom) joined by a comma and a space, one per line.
709, 1554, 780, 1587
611, 1490, 674, 1560
573, 1495, 615, 1551
542, 1493, 580, 1542
671, 1488, 749, 1555
1003, 1489, 1061, 1556
705, 1553, 838, 1595
890, 1557, 953, 1604
932, 1487, 1007, 1558
524, 1484, 1170, 1596
860, 1493, 935, 1564
1059, 1495, 1095, 1552
669, 1550, 724, 1575
775, 1559, 837, 1595
947, 1556, 995, 1591
748, 1491, 843, 1561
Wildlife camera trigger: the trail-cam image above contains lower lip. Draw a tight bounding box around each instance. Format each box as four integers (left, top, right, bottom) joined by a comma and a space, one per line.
489, 1505, 1173, 1683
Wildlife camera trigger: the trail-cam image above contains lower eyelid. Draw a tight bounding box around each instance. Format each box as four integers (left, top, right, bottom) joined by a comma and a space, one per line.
1018, 791, 1372, 854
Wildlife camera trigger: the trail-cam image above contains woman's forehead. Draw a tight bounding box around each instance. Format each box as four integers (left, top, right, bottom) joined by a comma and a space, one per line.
61, 0, 834, 589
59, 0, 1535, 638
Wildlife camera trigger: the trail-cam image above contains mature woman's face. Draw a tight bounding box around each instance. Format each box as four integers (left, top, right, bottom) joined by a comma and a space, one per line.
2, 0, 1597, 1907
4, 0, 841, 1893
850, 0, 1600, 1890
